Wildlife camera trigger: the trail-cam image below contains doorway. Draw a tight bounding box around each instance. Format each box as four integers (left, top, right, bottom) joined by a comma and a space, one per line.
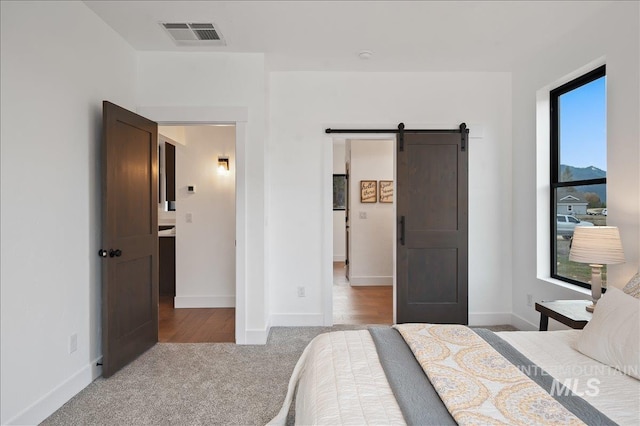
331, 138, 394, 325
138, 105, 249, 344
156, 125, 236, 343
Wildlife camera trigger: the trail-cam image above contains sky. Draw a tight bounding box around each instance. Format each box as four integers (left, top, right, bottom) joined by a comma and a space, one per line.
558, 76, 607, 172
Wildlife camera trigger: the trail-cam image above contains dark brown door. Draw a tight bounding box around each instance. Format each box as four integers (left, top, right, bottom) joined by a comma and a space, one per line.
396, 131, 468, 324
101, 101, 158, 377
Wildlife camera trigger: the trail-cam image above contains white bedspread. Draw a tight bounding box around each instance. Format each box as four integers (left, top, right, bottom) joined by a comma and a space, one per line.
268, 330, 404, 425
497, 330, 640, 426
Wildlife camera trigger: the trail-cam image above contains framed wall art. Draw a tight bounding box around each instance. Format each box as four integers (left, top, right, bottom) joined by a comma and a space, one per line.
360, 180, 377, 203
379, 180, 393, 203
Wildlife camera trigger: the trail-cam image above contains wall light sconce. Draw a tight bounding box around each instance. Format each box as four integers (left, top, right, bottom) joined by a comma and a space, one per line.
217, 156, 230, 174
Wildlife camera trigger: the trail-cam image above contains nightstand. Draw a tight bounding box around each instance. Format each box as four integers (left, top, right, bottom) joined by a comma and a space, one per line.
535, 300, 593, 331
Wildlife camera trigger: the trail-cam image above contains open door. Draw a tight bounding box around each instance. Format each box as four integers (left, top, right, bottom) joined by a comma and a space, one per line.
396, 130, 468, 324
100, 101, 158, 377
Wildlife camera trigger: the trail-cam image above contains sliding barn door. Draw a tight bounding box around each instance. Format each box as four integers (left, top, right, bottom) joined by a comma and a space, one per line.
396, 131, 468, 324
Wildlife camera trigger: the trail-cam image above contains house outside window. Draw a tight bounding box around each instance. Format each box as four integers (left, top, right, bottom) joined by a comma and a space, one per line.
551, 65, 607, 288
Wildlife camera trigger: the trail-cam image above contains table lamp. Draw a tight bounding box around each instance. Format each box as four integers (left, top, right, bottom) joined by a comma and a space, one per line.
569, 226, 625, 312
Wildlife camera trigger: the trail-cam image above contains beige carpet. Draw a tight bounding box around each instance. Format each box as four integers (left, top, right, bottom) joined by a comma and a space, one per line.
42, 324, 517, 425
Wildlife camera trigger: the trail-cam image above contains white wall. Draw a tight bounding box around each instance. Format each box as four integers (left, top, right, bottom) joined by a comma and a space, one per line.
136, 52, 268, 337
0, 2, 137, 424
511, 1, 640, 330
268, 71, 513, 326
175, 126, 236, 308
349, 139, 395, 285
333, 141, 346, 261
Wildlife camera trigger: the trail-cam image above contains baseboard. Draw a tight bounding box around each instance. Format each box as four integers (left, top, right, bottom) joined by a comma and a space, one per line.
244, 328, 270, 345
333, 255, 346, 262
348, 276, 392, 286
174, 295, 235, 308
270, 313, 324, 327
6, 356, 102, 425
510, 313, 538, 331
468, 312, 512, 326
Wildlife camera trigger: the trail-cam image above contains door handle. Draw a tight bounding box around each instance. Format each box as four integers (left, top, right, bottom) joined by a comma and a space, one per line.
399, 216, 405, 245
98, 249, 108, 258
109, 249, 122, 258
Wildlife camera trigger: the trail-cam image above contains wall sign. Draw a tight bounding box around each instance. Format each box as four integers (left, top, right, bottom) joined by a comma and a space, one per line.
360, 180, 377, 203
379, 180, 393, 203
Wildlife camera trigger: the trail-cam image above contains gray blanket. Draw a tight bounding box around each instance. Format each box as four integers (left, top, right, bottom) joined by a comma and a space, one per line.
369, 327, 616, 426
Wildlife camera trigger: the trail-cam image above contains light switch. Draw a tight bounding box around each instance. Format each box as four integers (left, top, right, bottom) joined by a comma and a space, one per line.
186, 213, 193, 223
359, 211, 367, 219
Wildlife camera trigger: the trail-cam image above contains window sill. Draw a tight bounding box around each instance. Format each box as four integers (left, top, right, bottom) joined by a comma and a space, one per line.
537, 276, 591, 296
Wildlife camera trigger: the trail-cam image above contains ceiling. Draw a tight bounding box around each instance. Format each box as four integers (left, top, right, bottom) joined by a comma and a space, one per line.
84, 0, 610, 72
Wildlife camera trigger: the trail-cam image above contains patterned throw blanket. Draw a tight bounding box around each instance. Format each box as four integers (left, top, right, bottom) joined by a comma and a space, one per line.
394, 324, 586, 426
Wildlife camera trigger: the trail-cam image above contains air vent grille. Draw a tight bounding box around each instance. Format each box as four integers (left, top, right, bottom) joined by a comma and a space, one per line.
163, 23, 189, 29
161, 22, 225, 45
193, 29, 220, 40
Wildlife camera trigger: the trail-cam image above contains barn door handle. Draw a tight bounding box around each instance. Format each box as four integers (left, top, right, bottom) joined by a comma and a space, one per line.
399, 216, 405, 245
98, 249, 108, 258
109, 249, 122, 258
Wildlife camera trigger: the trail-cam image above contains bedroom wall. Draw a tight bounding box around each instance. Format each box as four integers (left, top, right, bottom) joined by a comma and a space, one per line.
268, 71, 513, 326
175, 125, 236, 308
135, 52, 269, 338
0, 1, 137, 424
333, 141, 346, 261
348, 139, 395, 285
510, 1, 640, 330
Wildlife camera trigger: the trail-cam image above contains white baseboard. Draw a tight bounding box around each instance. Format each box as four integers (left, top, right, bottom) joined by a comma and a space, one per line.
270, 313, 324, 327
349, 276, 392, 286
7, 356, 102, 425
243, 328, 269, 345
174, 295, 235, 308
333, 255, 346, 262
468, 312, 512, 326
511, 313, 538, 331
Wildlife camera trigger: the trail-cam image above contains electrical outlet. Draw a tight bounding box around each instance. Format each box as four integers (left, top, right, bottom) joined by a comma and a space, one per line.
359, 211, 367, 219
69, 333, 78, 354
297, 286, 306, 297
526, 294, 533, 307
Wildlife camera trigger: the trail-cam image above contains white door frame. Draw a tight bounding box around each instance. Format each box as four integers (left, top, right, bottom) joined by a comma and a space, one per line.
138, 106, 248, 344
322, 127, 398, 327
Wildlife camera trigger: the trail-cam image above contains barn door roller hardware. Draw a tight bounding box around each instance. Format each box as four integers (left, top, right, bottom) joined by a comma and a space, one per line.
325, 123, 469, 152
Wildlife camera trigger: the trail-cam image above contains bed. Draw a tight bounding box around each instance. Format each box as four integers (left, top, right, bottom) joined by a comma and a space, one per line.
269, 284, 640, 425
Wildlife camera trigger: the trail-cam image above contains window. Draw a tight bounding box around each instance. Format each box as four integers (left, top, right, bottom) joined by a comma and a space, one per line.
551, 65, 606, 288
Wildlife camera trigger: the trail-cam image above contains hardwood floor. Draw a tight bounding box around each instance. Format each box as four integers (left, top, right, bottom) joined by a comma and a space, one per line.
333, 262, 393, 325
159, 296, 235, 343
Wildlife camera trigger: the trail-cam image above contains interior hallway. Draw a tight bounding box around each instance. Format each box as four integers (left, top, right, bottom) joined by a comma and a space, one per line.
159, 296, 235, 343
333, 261, 393, 325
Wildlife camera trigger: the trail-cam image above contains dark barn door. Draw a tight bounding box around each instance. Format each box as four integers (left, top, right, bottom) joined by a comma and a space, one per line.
101, 101, 158, 377
396, 131, 468, 324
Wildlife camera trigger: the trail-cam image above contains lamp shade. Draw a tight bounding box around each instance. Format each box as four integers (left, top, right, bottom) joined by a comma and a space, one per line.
569, 226, 625, 265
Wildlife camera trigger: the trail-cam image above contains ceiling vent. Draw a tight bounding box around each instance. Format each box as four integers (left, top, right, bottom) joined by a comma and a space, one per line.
161, 22, 226, 46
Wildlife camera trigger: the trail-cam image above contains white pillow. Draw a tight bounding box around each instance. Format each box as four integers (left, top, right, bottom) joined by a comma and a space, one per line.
573, 287, 640, 380
622, 272, 640, 299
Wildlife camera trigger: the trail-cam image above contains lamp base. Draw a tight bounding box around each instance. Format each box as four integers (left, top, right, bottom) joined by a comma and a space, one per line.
585, 304, 595, 313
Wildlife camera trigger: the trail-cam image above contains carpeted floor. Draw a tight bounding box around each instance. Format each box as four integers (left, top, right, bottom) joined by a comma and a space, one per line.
42, 324, 517, 425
